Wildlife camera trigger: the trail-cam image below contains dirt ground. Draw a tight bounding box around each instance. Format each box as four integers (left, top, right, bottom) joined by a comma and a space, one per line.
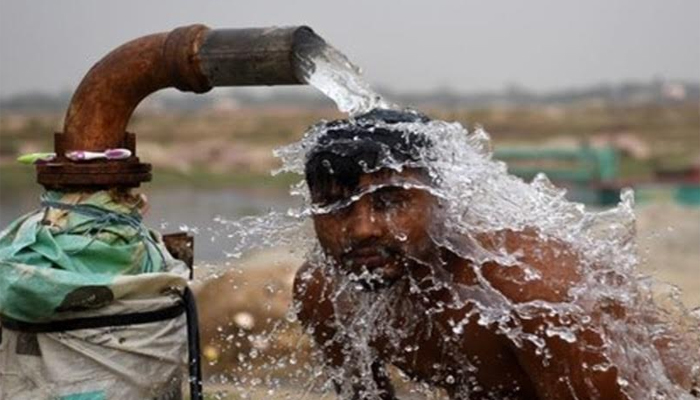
636, 204, 700, 307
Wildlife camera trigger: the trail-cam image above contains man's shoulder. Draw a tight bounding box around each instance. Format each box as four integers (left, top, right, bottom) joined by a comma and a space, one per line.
475, 228, 581, 303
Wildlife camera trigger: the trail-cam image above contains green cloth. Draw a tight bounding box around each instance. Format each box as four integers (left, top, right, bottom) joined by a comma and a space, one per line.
56, 391, 106, 400
0, 191, 173, 322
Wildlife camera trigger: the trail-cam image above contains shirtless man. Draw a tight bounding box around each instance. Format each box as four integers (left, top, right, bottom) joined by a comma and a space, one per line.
293, 109, 697, 400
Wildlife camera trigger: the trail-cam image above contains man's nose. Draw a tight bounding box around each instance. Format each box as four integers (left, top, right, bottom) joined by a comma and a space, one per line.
347, 197, 383, 241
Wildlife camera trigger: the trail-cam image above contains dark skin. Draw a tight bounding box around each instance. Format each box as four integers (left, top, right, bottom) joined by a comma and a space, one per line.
294, 168, 694, 400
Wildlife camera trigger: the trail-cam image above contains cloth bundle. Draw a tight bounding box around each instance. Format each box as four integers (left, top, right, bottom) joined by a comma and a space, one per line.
0, 191, 190, 400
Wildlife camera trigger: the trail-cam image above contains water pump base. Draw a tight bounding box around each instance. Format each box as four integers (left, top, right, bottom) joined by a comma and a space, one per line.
37, 132, 151, 190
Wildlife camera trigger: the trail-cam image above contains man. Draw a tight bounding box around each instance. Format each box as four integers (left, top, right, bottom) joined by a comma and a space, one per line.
293, 109, 698, 399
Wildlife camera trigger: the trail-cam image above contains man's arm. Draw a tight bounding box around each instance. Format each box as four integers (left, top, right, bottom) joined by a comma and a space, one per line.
479, 229, 629, 400
293, 262, 398, 400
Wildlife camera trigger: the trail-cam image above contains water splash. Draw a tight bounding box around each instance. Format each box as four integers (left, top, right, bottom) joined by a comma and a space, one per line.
273, 117, 699, 399
205, 119, 699, 399
198, 38, 699, 400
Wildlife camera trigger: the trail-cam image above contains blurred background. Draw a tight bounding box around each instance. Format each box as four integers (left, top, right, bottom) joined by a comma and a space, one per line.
1, 1, 698, 397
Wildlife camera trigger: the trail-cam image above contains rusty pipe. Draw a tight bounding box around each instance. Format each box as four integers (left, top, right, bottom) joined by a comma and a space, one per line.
37, 24, 324, 189
61, 25, 208, 154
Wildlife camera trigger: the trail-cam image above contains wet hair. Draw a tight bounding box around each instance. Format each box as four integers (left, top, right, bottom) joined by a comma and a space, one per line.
304, 109, 433, 200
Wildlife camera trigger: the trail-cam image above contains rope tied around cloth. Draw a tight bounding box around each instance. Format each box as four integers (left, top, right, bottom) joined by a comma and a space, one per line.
40, 194, 165, 273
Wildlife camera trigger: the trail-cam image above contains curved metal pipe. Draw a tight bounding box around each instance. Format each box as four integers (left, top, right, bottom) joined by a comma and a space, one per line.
38, 24, 323, 189
62, 25, 209, 153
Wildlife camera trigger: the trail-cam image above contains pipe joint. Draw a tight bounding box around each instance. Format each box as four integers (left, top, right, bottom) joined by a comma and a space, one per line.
164, 24, 212, 94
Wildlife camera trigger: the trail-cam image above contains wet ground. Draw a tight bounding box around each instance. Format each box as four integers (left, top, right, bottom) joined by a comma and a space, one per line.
636, 203, 700, 307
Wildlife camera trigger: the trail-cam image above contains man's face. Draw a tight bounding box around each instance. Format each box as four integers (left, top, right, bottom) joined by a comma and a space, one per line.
311, 168, 438, 289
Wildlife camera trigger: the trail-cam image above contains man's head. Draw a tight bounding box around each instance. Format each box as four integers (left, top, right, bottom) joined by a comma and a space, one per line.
304, 109, 440, 289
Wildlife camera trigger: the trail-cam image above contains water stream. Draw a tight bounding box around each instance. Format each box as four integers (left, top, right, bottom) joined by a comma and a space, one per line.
294, 33, 396, 115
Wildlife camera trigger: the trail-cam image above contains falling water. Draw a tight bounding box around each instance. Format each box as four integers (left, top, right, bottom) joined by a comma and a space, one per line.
274, 117, 700, 400
200, 36, 700, 400
294, 31, 396, 115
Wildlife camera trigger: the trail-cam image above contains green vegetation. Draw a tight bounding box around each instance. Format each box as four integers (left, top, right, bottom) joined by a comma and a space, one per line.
1, 104, 698, 191
154, 169, 300, 190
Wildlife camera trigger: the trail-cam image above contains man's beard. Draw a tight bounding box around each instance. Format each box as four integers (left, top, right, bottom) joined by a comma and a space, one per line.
340, 244, 406, 290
